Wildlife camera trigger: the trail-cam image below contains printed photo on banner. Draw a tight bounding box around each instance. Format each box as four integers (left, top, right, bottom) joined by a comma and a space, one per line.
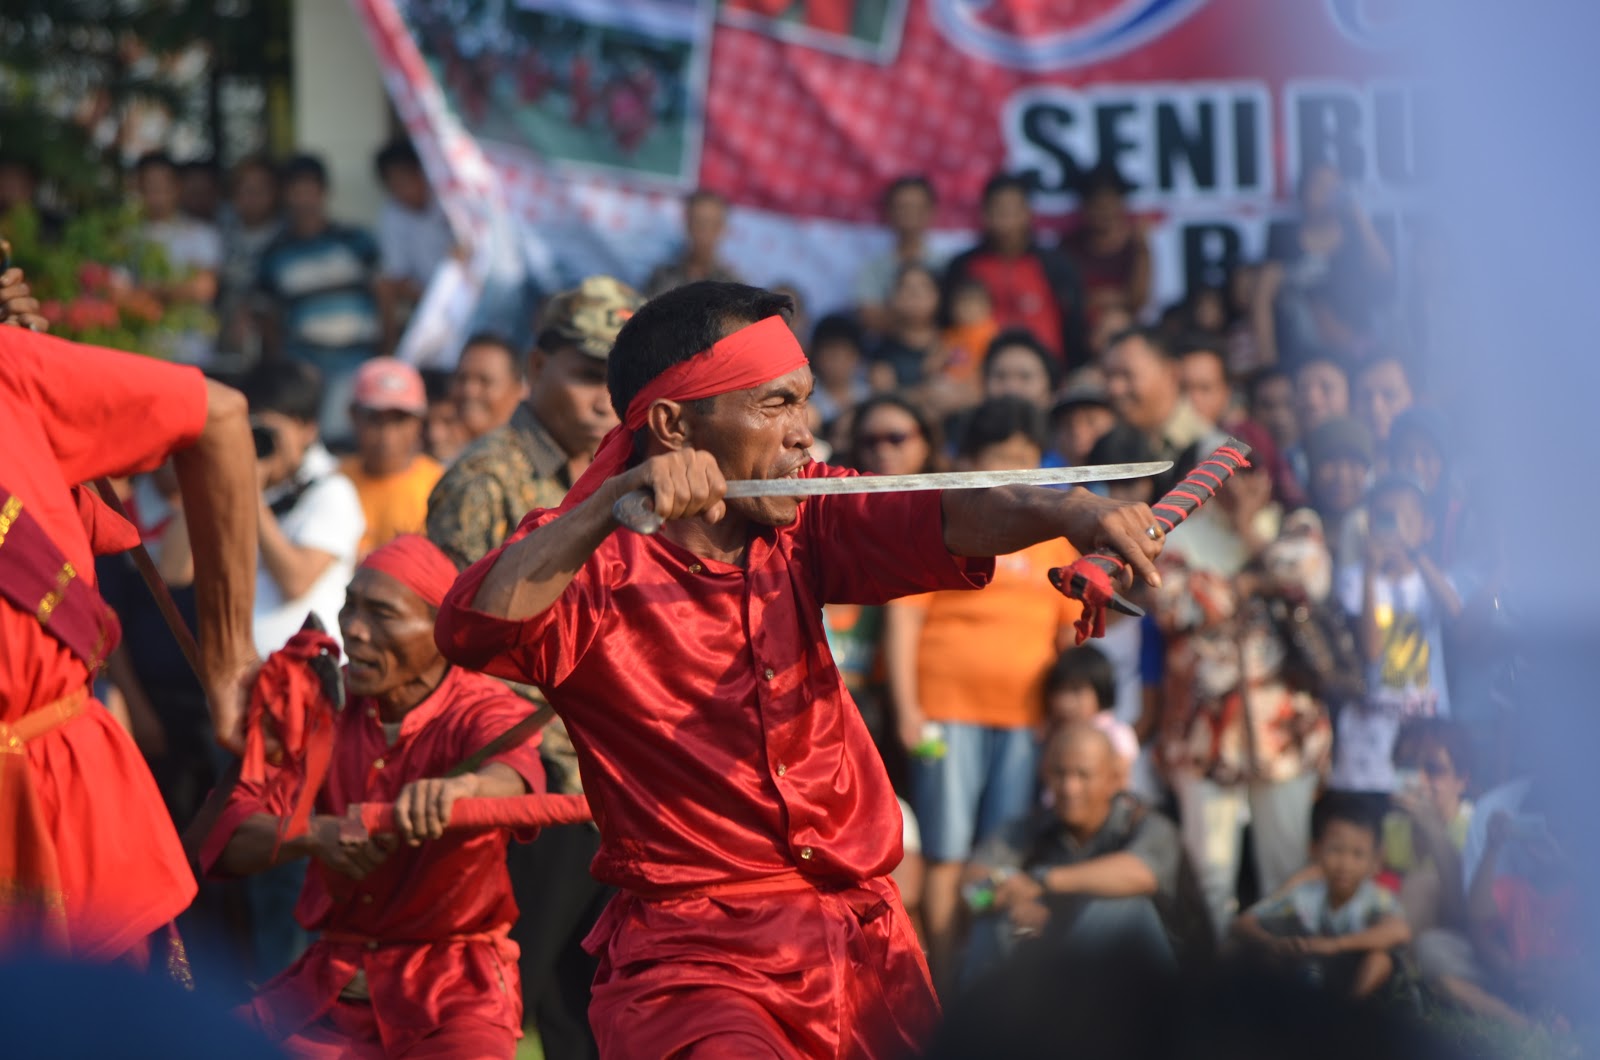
396, 0, 716, 183
717, 0, 910, 63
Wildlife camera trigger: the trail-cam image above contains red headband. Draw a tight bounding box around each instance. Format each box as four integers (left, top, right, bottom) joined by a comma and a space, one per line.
561, 315, 808, 510
360, 534, 459, 608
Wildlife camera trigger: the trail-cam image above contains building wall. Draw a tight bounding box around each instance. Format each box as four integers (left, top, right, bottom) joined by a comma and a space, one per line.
292, 0, 390, 227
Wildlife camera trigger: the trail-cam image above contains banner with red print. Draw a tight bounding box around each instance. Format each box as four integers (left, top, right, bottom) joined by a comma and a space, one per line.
354, 0, 1421, 354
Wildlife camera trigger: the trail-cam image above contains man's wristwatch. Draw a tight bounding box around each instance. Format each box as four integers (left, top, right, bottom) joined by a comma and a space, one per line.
1028, 865, 1052, 893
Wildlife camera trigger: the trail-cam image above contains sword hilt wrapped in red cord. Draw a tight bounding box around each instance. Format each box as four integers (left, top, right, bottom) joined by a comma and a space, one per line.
347, 793, 592, 838
1048, 439, 1253, 644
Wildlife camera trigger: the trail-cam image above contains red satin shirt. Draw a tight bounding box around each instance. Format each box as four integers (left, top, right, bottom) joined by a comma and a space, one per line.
434, 463, 993, 894
0, 328, 209, 959
203, 667, 545, 1054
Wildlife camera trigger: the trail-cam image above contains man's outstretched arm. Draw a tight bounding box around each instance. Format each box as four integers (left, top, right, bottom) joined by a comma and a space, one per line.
941, 486, 1165, 588
171, 380, 260, 750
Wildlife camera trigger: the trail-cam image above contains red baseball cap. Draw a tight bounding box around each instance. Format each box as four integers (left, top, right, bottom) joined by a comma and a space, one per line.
351, 357, 427, 416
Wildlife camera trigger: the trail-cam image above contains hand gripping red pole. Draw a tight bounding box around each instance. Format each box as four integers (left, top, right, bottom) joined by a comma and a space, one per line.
1048, 439, 1254, 644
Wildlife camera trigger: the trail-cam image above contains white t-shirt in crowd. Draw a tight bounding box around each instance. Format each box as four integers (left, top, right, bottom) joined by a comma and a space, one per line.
253, 443, 365, 657
143, 216, 224, 364
144, 216, 223, 273
1330, 563, 1454, 792
377, 198, 454, 289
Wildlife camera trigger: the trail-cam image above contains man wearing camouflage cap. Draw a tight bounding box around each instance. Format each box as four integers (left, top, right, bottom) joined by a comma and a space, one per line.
427, 275, 642, 570
425, 274, 641, 1060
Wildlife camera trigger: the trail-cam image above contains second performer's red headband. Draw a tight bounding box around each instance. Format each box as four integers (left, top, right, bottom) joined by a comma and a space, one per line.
560, 315, 809, 511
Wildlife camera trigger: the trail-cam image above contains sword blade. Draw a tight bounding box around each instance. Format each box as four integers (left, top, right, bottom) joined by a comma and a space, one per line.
721, 460, 1172, 499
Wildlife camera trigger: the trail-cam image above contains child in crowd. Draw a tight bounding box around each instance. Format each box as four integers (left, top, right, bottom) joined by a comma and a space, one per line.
1384, 720, 1474, 935
1044, 646, 1139, 785
1234, 795, 1411, 998
808, 313, 872, 430
1332, 474, 1462, 814
1303, 416, 1375, 574
940, 277, 998, 390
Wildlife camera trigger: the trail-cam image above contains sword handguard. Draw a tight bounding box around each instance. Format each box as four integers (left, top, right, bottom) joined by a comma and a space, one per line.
613, 489, 665, 536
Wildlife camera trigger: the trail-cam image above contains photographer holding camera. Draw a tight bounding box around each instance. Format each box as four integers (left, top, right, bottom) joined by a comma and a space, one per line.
244, 360, 365, 661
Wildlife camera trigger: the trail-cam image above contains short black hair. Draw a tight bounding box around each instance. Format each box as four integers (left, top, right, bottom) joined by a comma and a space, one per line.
242, 360, 324, 425
133, 151, 177, 178
608, 281, 793, 419
882, 174, 936, 210
1107, 325, 1177, 361
685, 188, 726, 211
1246, 367, 1292, 408
1175, 333, 1227, 369
982, 171, 1031, 205
809, 313, 863, 355
1396, 718, 1473, 781
230, 153, 279, 188
958, 396, 1046, 459
847, 394, 942, 473
374, 138, 422, 180
178, 157, 221, 181
461, 331, 524, 380
419, 367, 454, 403
1355, 350, 1420, 393
1046, 645, 1116, 711
1087, 423, 1157, 467
1312, 792, 1381, 846
281, 153, 329, 189
983, 328, 1060, 388
1295, 353, 1352, 384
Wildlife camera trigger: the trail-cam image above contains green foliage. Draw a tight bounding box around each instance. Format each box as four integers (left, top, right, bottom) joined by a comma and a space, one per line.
4, 200, 209, 355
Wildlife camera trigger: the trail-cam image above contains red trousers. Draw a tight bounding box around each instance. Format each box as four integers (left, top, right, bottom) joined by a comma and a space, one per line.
586, 874, 939, 1059
278, 999, 516, 1059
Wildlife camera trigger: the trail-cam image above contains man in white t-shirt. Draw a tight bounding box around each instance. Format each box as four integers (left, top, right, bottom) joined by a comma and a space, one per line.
243, 359, 366, 658
1333, 474, 1462, 798
134, 151, 223, 364
373, 139, 455, 349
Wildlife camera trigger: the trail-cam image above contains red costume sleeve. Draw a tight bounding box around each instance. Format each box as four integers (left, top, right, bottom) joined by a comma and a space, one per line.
435, 510, 610, 686
6, 329, 209, 485
457, 685, 549, 798
800, 464, 995, 604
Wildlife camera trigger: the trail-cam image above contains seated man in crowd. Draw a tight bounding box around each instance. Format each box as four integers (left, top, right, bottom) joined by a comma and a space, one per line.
962, 724, 1195, 983
201, 535, 545, 1059
1233, 794, 1411, 999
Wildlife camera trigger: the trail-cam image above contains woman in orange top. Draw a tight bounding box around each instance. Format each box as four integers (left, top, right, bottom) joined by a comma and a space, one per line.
884, 397, 1082, 988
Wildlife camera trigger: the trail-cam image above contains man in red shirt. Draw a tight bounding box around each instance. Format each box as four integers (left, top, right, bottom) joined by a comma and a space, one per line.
434, 281, 1166, 1057
202, 535, 545, 1059
943, 172, 1090, 368
0, 273, 259, 961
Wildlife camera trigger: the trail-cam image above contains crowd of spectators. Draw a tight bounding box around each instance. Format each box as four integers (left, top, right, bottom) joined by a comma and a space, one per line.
5, 133, 1578, 1053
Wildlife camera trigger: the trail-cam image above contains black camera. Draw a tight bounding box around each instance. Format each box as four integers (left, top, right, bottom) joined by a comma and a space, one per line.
252, 423, 278, 460
1371, 509, 1399, 533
